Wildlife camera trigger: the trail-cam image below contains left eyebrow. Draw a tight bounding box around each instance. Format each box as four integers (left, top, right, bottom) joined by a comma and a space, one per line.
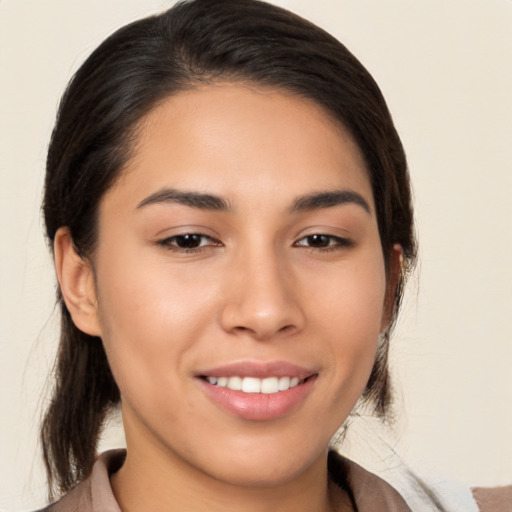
290, 190, 371, 214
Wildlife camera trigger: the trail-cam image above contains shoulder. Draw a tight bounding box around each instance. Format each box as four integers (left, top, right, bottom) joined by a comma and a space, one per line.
328, 450, 412, 511
35, 450, 125, 512
472, 485, 512, 512
329, 450, 512, 512
36, 480, 93, 512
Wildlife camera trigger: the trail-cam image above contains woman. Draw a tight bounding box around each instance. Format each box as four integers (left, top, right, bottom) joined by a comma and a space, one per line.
35, 0, 509, 510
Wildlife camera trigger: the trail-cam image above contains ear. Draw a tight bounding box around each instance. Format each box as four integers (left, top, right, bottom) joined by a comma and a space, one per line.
381, 244, 403, 332
54, 227, 102, 337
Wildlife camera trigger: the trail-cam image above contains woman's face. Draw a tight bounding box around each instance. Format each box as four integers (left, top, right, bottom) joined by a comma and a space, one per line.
84, 84, 393, 485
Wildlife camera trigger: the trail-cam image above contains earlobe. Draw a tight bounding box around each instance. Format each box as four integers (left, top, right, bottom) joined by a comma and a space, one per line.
381, 243, 403, 332
54, 227, 102, 337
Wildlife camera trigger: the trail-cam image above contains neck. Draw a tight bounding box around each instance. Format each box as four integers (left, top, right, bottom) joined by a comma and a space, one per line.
110, 439, 351, 512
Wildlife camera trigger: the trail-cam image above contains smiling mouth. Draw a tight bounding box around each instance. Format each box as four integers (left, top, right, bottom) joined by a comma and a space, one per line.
201, 375, 307, 394
198, 367, 317, 420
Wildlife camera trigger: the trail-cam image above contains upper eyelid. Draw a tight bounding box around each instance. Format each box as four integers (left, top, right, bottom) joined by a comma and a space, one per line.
155, 226, 221, 241
162, 233, 214, 240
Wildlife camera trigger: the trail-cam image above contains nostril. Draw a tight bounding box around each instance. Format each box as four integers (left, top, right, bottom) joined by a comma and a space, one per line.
234, 326, 251, 332
229, 323, 295, 339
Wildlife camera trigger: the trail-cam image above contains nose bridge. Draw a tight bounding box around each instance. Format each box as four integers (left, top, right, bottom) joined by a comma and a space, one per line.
220, 242, 304, 339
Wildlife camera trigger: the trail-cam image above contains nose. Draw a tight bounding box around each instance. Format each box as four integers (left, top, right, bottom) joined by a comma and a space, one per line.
219, 250, 305, 340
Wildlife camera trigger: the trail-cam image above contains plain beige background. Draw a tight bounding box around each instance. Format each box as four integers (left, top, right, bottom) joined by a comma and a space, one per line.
1, 0, 511, 509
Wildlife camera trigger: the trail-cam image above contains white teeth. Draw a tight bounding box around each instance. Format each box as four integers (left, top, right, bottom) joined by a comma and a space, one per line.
205, 375, 304, 394
227, 376, 242, 391
242, 377, 261, 393
278, 376, 290, 390
261, 377, 279, 394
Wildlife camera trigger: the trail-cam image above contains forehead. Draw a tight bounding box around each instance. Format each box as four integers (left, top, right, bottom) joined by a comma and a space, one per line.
109, 83, 373, 211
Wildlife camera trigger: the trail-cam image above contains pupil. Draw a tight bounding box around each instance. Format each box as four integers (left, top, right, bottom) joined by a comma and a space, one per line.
177, 234, 201, 248
308, 234, 329, 247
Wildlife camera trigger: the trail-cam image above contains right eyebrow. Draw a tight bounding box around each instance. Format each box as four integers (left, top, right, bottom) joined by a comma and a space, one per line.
136, 188, 231, 211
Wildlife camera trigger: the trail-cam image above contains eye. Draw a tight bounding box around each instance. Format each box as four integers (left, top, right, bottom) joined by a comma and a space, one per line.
159, 233, 222, 252
294, 234, 352, 251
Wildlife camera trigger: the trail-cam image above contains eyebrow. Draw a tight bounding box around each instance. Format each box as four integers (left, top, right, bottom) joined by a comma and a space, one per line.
136, 187, 371, 214
137, 188, 231, 211
290, 190, 371, 214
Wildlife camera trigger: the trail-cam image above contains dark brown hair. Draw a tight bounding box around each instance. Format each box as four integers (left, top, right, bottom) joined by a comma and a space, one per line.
41, 0, 416, 498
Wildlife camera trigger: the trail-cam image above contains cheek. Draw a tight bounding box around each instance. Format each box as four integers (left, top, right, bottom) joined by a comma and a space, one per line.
92, 249, 216, 395
307, 253, 387, 385
309, 252, 387, 336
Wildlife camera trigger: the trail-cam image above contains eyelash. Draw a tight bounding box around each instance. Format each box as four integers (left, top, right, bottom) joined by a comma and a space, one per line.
158, 234, 222, 253
158, 233, 353, 253
293, 234, 353, 252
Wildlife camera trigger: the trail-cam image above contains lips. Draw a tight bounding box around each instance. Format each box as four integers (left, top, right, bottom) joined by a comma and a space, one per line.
197, 361, 317, 420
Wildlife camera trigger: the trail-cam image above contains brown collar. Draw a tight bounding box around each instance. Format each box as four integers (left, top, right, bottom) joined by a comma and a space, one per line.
328, 451, 411, 511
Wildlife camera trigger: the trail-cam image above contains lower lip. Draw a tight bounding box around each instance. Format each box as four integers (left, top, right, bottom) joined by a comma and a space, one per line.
198, 377, 316, 421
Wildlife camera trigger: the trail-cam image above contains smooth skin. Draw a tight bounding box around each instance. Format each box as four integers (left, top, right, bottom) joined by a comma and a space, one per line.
55, 84, 401, 512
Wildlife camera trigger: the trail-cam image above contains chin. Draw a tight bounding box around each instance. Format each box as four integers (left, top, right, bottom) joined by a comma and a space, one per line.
193, 434, 328, 488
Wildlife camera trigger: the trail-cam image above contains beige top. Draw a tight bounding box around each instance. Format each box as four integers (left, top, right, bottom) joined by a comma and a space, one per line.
40, 450, 511, 512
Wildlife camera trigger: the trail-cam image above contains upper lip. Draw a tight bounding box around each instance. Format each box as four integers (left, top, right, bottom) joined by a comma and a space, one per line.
197, 360, 316, 380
